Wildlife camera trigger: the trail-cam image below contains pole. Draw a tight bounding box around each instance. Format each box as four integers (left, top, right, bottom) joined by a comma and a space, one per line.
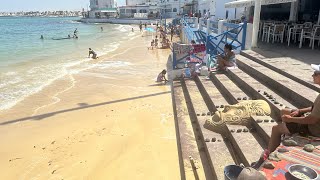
164, 0, 167, 33
318, 9, 320, 25
251, 0, 261, 48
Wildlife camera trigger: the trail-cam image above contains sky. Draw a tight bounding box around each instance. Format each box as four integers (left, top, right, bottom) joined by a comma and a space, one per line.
0, 0, 126, 12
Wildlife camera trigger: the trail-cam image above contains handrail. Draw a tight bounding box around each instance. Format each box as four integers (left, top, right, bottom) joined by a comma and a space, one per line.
173, 17, 247, 69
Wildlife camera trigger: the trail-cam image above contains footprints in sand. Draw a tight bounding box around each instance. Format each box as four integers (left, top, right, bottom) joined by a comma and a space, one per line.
12, 126, 111, 179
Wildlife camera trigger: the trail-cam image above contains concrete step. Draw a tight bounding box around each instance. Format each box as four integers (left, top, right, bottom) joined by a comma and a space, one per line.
195, 76, 229, 112
172, 80, 209, 180
184, 79, 211, 114
181, 79, 216, 179
249, 116, 277, 143
241, 50, 320, 92
210, 73, 249, 105
206, 72, 275, 146
226, 124, 267, 167
226, 68, 296, 119
197, 116, 238, 180
237, 55, 316, 108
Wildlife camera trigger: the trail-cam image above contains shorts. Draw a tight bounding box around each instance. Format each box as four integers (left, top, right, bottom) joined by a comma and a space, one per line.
286, 123, 309, 136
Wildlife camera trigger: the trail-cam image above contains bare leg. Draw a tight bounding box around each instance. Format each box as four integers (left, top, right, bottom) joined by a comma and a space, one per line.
268, 123, 290, 152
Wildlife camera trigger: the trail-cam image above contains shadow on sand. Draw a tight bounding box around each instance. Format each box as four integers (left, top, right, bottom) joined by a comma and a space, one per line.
1, 91, 171, 126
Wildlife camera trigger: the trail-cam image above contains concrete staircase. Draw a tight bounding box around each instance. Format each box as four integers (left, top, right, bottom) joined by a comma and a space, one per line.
172, 50, 319, 180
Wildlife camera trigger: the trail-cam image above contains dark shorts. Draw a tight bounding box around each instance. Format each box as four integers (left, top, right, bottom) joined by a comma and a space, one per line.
286, 123, 309, 136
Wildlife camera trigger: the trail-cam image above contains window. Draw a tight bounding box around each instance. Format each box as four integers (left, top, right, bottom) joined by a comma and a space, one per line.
173, 8, 177, 12
120, 9, 125, 13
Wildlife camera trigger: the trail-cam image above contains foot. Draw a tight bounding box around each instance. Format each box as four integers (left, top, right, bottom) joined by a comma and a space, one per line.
251, 149, 270, 169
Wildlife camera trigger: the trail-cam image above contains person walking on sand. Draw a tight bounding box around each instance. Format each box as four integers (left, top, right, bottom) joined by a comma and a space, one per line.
101, 27, 103, 32
40, 35, 44, 39
139, 23, 142, 32
88, 48, 98, 59
156, 70, 168, 83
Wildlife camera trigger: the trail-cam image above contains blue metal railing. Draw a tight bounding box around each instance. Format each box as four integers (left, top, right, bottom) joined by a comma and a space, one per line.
172, 17, 247, 69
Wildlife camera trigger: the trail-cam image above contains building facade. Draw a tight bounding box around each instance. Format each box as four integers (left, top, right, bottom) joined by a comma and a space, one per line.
89, 0, 117, 18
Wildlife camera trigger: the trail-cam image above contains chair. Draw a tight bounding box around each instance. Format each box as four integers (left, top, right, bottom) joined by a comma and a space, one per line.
310, 27, 320, 49
299, 27, 320, 49
292, 24, 304, 43
261, 22, 273, 42
269, 24, 285, 43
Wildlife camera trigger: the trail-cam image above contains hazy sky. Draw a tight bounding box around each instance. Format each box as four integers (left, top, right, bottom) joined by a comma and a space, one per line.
0, 0, 126, 12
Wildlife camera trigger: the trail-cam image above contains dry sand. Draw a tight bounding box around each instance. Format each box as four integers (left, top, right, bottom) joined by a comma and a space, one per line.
0, 30, 180, 179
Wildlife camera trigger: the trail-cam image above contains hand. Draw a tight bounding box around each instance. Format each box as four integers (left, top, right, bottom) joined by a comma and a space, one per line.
290, 109, 300, 117
282, 114, 292, 123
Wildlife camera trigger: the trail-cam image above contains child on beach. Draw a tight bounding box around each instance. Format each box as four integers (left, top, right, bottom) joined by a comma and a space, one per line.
156, 70, 168, 83
88, 48, 98, 59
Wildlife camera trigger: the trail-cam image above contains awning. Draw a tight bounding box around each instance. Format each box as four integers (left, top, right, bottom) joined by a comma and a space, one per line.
96, 8, 117, 13
100, 10, 117, 13
225, 0, 254, 8
225, 0, 297, 8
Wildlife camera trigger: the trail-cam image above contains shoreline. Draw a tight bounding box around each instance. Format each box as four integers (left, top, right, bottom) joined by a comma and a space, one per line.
0, 26, 141, 113
0, 28, 180, 179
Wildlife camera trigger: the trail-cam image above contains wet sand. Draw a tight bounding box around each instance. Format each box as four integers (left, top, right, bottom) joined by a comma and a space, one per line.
0, 30, 180, 179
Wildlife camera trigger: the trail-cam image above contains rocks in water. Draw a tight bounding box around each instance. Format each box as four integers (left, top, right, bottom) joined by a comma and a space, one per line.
212, 138, 216, 142
303, 144, 315, 152
263, 162, 275, 169
268, 152, 281, 162
283, 139, 298, 146
205, 138, 210, 142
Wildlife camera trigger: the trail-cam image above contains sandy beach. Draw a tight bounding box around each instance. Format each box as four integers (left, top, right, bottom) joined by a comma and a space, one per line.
0, 30, 180, 179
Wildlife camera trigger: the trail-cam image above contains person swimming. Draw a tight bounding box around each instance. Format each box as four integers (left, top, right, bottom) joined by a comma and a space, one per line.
40, 35, 44, 39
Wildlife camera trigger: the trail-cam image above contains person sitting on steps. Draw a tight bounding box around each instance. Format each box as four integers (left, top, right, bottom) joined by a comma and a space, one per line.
215, 44, 236, 71
252, 64, 320, 169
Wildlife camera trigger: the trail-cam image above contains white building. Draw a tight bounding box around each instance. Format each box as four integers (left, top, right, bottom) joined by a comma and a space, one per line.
89, 0, 117, 18
198, 0, 244, 20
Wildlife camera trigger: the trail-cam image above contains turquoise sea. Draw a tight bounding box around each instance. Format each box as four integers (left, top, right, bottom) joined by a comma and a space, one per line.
0, 17, 137, 110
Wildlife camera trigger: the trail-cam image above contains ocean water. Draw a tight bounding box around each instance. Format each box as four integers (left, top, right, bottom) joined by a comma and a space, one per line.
0, 17, 136, 110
